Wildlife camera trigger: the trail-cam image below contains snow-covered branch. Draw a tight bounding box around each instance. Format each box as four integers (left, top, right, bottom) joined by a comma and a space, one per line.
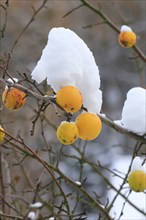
98, 113, 146, 144
1, 78, 145, 144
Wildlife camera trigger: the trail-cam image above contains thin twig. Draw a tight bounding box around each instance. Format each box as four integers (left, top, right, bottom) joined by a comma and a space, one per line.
97, 113, 146, 144
0, 78, 54, 103
80, 0, 146, 63
106, 143, 139, 212
3, 131, 72, 219
70, 149, 146, 216
4, 131, 112, 220
10, 0, 48, 53
63, 3, 84, 18
4, 131, 146, 218
0, 213, 24, 220
0, 148, 6, 214
1, 78, 146, 144
0, 1, 9, 38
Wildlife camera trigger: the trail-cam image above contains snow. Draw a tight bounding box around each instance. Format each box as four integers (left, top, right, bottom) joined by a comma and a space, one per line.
120, 25, 133, 32
7, 78, 18, 83
130, 156, 146, 172
31, 27, 102, 113
5, 78, 18, 89
75, 181, 82, 186
117, 87, 146, 135
27, 211, 36, 220
108, 156, 146, 220
30, 202, 43, 208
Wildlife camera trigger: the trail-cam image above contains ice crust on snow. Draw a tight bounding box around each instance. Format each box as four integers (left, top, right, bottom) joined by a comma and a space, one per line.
120, 25, 133, 32
116, 87, 146, 135
31, 27, 102, 113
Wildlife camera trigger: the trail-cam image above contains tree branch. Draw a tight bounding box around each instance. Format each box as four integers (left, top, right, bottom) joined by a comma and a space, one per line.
0, 213, 23, 220
80, 0, 146, 63
97, 113, 146, 144
1, 78, 145, 144
10, 0, 48, 53
3, 131, 113, 220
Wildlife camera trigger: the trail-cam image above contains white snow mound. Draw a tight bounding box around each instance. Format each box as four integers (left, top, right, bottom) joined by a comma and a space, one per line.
120, 87, 146, 135
120, 25, 133, 32
31, 27, 102, 113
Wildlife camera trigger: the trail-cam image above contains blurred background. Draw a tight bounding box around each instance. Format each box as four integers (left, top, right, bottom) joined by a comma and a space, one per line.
0, 0, 145, 219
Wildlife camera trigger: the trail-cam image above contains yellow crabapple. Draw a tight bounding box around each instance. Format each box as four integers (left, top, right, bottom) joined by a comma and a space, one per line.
128, 170, 146, 192
2, 87, 26, 110
75, 112, 102, 141
118, 25, 136, 48
56, 85, 83, 113
57, 121, 79, 145
118, 32, 136, 48
0, 126, 5, 143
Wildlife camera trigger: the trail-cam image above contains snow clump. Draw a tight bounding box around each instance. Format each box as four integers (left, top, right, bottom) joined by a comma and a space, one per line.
116, 87, 146, 135
130, 157, 146, 172
31, 27, 102, 113
120, 25, 133, 32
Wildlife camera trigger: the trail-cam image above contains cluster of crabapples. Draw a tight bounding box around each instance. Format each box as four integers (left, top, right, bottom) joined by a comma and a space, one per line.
55, 85, 102, 145
0, 79, 27, 144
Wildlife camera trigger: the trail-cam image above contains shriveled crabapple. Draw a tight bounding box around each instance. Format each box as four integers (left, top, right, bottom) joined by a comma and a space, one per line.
57, 121, 79, 145
2, 87, 26, 110
75, 112, 102, 141
56, 85, 83, 113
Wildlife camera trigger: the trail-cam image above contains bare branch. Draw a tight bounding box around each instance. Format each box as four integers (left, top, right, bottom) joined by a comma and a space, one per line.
3, 131, 112, 220
10, 0, 48, 53
1, 78, 145, 144
80, 0, 146, 63
0, 1, 9, 38
0, 213, 24, 220
63, 3, 84, 18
